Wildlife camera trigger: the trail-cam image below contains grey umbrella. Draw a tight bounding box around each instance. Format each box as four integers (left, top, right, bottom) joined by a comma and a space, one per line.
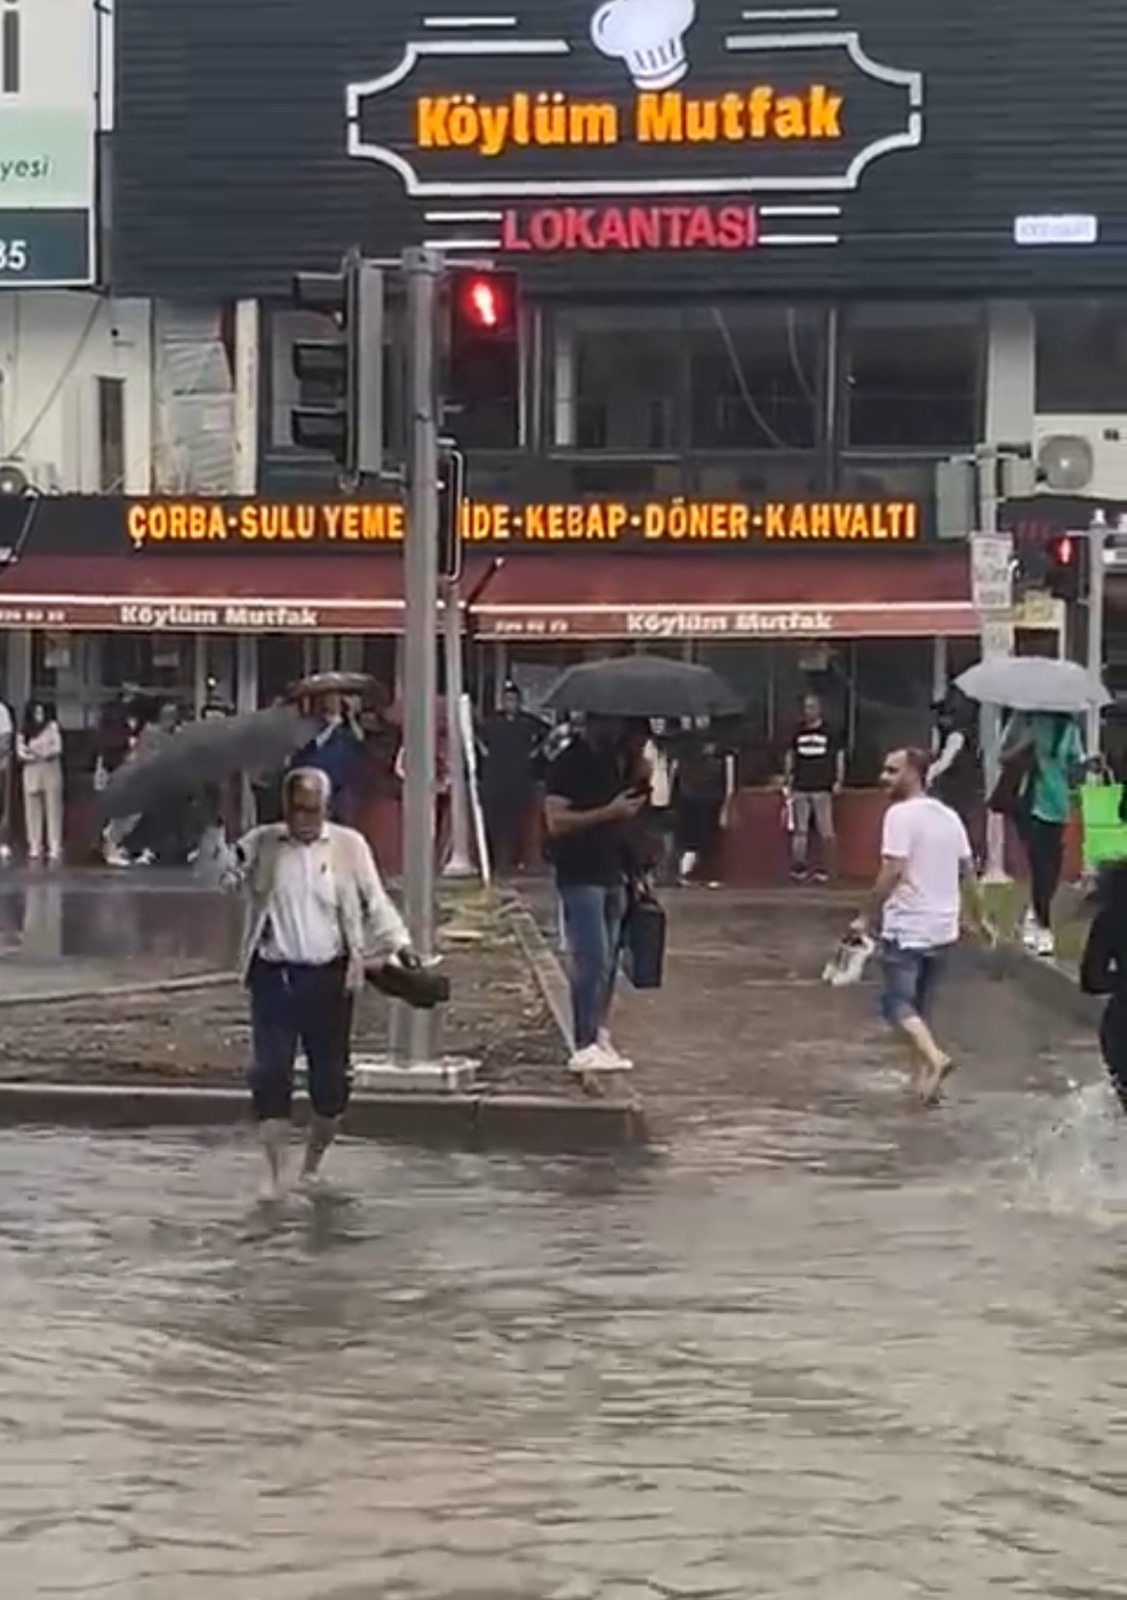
955, 656, 1109, 714
542, 655, 743, 720
99, 705, 317, 820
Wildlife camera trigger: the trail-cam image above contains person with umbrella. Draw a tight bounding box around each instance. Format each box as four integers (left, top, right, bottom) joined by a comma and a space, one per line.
999, 708, 1085, 957
543, 716, 648, 1074
958, 655, 1104, 958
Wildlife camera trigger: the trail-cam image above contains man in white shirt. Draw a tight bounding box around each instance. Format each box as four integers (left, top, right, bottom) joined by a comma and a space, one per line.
224, 766, 414, 1200
853, 747, 990, 1105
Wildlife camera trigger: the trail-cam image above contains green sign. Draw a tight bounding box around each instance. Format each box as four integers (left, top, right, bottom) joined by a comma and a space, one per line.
0, 109, 93, 209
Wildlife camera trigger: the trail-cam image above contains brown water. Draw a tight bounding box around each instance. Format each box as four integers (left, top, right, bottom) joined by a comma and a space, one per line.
3, 1070, 1127, 1600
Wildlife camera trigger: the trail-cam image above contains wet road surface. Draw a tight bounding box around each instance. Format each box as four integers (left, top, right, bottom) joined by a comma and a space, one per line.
4, 894, 1127, 1597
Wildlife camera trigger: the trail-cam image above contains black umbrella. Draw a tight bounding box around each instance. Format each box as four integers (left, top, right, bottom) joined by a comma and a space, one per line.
100, 705, 317, 820
542, 655, 743, 720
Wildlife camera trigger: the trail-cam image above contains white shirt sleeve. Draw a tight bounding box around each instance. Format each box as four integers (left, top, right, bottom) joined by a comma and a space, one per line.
927, 730, 965, 784
350, 831, 410, 956
218, 826, 261, 891
881, 805, 912, 860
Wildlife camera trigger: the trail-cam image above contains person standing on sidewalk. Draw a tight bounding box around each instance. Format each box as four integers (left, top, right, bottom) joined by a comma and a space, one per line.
544, 716, 647, 1075
222, 766, 415, 1202
784, 694, 844, 884
1001, 709, 1085, 958
479, 684, 546, 875
853, 746, 990, 1105
17, 701, 64, 865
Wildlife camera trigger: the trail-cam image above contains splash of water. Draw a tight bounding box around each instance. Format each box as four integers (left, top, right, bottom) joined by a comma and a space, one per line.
1019, 1078, 1127, 1223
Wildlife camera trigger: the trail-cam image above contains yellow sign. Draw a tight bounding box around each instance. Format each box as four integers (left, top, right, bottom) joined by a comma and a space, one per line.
415, 85, 844, 158
124, 498, 920, 548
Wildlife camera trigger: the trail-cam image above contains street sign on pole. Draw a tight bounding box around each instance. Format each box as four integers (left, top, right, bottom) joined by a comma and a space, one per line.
970, 531, 1014, 620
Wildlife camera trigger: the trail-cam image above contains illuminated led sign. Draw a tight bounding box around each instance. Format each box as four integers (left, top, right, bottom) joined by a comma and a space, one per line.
122, 497, 921, 548
345, 3, 924, 254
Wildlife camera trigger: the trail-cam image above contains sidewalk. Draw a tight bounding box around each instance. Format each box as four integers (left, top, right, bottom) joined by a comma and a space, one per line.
535, 887, 1096, 1129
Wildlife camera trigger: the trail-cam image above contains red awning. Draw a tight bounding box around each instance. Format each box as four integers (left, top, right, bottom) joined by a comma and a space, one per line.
0, 549, 976, 639
0, 555, 405, 632
472, 550, 977, 640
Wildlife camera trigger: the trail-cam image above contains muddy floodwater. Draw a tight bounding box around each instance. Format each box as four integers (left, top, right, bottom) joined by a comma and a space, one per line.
3, 1063, 1127, 1599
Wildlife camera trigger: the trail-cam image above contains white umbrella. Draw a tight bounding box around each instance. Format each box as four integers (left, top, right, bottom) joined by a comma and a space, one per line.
955, 656, 1109, 714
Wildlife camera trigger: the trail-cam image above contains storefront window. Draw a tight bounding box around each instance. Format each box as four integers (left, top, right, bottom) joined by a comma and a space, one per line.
559, 307, 683, 451
845, 303, 983, 449
1036, 298, 1127, 412
848, 638, 934, 783
685, 304, 823, 451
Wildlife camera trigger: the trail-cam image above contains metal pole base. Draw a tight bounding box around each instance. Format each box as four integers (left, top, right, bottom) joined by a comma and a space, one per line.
441, 853, 477, 880
352, 1054, 480, 1094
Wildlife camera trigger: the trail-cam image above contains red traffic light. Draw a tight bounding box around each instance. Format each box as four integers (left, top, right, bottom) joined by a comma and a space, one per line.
464, 275, 501, 328
451, 269, 517, 336
1051, 534, 1074, 565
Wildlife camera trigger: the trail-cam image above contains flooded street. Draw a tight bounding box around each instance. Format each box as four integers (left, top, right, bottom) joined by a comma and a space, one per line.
4, 1057, 1127, 1598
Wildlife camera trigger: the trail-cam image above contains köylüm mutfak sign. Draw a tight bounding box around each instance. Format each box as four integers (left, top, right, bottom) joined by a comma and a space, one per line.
346, 0, 922, 255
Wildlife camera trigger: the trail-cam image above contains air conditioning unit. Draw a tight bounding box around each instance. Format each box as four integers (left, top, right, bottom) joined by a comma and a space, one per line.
1032, 414, 1127, 498
0, 457, 61, 496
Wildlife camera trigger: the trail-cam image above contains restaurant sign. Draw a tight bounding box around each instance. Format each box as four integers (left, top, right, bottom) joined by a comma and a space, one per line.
346, 1, 923, 254
120, 496, 922, 549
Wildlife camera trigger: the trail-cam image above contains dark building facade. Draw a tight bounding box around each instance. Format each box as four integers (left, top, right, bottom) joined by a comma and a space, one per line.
113, 0, 1127, 298
8, 0, 1127, 871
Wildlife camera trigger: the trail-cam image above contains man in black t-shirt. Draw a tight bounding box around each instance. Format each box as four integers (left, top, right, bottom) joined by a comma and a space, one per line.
544, 716, 647, 1075
783, 694, 845, 884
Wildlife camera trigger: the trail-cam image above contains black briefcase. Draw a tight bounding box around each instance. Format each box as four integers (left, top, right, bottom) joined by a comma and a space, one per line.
621, 891, 666, 990
365, 960, 450, 1010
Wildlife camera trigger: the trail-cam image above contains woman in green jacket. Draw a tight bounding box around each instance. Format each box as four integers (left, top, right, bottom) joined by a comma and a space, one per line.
1002, 710, 1085, 957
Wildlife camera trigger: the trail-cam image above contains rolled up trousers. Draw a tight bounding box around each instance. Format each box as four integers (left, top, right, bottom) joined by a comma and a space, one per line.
247, 955, 354, 1121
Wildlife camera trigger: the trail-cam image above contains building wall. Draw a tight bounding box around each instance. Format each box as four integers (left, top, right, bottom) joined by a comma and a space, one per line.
0, 291, 152, 491
112, 0, 1127, 299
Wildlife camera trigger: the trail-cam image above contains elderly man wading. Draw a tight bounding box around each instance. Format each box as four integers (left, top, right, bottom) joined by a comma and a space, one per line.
223, 766, 416, 1200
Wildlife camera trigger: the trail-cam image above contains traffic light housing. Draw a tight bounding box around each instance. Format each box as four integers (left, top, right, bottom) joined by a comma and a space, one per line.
437, 438, 466, 581
1044, 533, 1084, 601
445, 268, 519, 447
291, 248, 384, 478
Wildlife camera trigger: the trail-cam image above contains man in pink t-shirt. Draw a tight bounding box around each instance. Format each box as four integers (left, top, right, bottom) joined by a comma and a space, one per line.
853, 747, 992, 1105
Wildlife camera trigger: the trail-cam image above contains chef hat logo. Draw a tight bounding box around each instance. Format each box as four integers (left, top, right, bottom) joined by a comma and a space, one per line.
590, 0, 697, 91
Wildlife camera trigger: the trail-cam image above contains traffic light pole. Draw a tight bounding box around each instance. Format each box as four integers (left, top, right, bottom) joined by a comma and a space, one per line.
1086, 512, 1108, 759
399, 246, 442, 1065
441, 578, 476, 878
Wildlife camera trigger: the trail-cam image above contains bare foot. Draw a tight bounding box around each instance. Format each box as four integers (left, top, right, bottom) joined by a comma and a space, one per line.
917, 1055, 955, 1107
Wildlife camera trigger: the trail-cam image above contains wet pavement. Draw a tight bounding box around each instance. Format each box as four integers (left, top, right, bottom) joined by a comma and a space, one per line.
4, 891, 1127, 1597
0, 869, 238, 996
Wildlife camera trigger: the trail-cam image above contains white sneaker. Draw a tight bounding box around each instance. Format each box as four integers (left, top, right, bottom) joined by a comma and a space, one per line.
1021, 911, 1039, 950
135, 849, 156, 866
1034, 926, 1056, 958
569, 1044, 613, 1075
104, 845, 131, 868
596, 1030, 634, 1071
0, 844, 11, 865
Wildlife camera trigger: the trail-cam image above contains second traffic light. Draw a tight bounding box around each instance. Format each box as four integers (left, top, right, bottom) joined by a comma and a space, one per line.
291, 248, 384, 478
445, 268, 519, 447
1044, 533, 1086, 601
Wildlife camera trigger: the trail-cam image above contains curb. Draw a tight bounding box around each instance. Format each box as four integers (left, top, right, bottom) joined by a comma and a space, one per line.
506, 902, 575, 1056
0, 1082, 648, 1151
980, 939, 1101, 1029
0, 971, 236, 1009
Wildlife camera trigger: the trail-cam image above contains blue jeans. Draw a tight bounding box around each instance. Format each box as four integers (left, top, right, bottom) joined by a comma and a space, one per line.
558, 883, 627, 1050
879, 940, 947, 1027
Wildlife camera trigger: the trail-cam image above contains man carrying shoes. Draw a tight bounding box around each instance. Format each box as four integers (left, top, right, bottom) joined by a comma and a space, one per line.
544, 715, 648, 1075
852, 746, 993, 1105
222, 766, 418, 1201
